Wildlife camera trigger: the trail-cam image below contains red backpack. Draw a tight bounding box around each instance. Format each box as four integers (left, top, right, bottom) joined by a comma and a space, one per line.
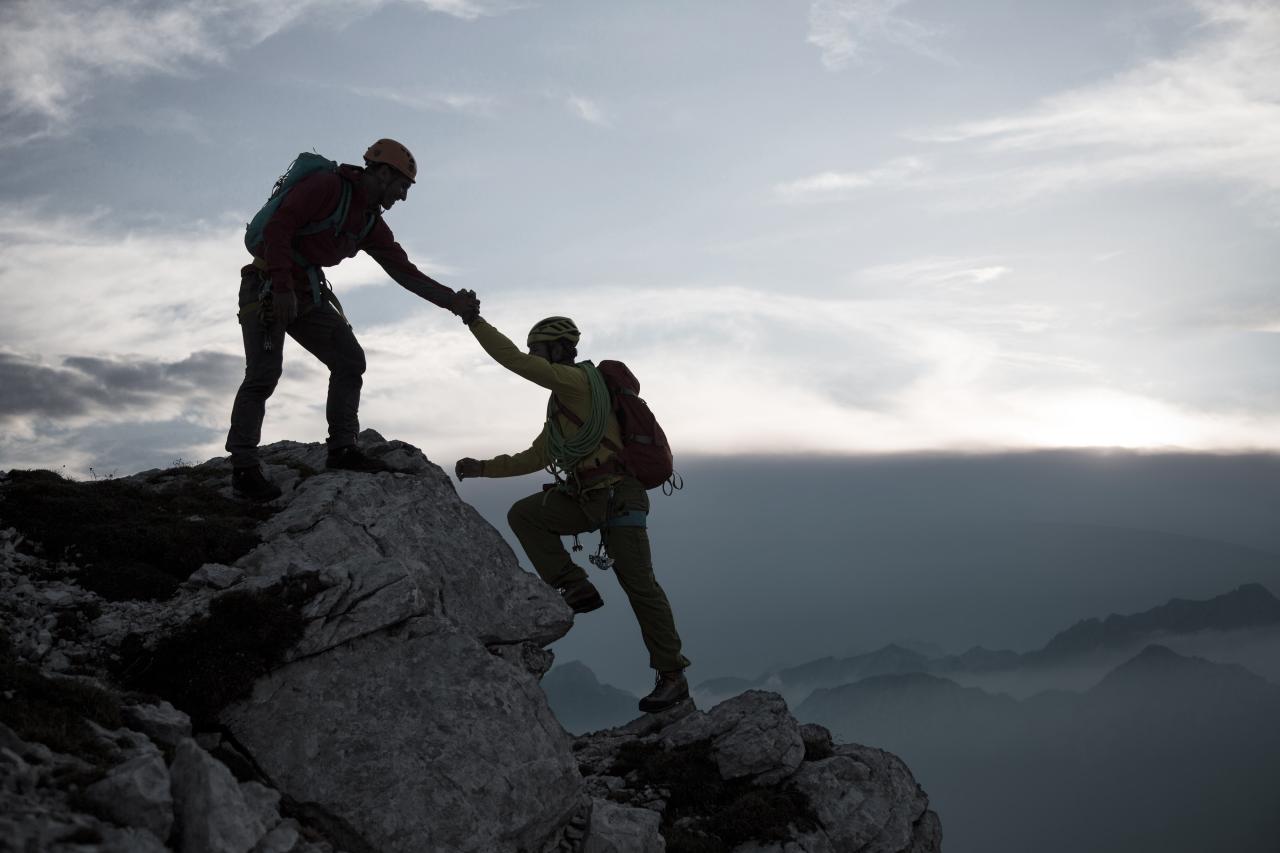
556, 360, 676, 490
596, 360, 674, 490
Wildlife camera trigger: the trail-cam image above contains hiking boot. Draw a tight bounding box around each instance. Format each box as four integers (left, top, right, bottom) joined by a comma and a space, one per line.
326, 445, 390, 473
639, 670, 689, 713
232, 466, 282, 502
559, 577, 603, 614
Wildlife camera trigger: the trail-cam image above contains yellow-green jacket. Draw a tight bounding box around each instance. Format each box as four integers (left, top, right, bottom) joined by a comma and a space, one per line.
470, 319, 623, 484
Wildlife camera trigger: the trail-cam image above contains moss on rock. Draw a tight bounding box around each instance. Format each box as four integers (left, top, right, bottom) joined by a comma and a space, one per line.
0, 633, 122, 762
114, 583, 309, 725
0, 469, 273, 601
610, 738, 818, 852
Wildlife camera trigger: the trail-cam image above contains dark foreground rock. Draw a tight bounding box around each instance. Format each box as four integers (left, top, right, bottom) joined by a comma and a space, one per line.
573, 691, 940, 852
0, 433, 940, 853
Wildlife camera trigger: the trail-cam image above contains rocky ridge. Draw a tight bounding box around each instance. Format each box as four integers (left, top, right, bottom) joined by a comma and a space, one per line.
0, 433, 940, 853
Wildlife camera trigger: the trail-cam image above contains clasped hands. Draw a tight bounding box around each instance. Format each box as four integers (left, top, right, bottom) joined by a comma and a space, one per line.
449, 289, 481, 325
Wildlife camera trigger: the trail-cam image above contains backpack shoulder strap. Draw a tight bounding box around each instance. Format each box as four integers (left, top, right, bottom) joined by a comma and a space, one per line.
295, 177, 352, 238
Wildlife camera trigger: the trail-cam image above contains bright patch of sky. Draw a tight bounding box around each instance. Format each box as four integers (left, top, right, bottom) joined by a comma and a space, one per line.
1, 0, 1278, 474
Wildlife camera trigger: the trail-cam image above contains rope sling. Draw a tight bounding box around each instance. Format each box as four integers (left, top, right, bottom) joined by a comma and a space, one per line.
544, 360, 626, 570
545, 361, 611, 481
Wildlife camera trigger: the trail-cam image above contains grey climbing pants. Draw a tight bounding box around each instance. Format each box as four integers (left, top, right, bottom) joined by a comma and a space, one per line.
225, 271, 365, 467
507, 476, 691, 673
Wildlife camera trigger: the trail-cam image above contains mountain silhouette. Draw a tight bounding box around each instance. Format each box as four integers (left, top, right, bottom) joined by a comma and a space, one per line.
700, 583, 1280, 705
796, 644, 1280, 853
540, 660, 638, 734
1033, 582, 1280, 662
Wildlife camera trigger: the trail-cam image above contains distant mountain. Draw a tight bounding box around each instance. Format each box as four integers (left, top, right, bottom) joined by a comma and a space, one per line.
776, 643, 934, 689
701, 583, 1280, 707
798, 672, 1027, 752
694, 643, 940, 705
799, 643, 1280, 753
1083, 643, 1280, 734
541, 661, 638, 734
797, 645, 1280, 853
693, 674, 761, 699
1033, 583, 1280, 663
940, 645, 1022, 672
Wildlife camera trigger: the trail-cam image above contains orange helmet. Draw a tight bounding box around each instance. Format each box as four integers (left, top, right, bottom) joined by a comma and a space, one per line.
363, 138, 417, 183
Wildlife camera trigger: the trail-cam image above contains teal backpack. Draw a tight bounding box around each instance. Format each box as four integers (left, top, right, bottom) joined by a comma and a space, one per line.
244, 152, 376, 302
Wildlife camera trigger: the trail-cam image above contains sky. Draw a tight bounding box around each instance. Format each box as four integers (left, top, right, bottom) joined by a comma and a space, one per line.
1, 0, 1279, 474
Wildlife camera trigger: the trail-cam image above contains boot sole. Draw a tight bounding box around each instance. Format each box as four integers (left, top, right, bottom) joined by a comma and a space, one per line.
639, 693, 689, 713
569, 596, 604, 614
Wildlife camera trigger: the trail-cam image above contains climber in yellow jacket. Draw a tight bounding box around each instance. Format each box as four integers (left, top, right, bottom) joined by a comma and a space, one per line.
454, 315, 691, 713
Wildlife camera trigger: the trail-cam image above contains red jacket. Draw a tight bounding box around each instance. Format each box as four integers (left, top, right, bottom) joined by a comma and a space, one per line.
245, 164, 454, 308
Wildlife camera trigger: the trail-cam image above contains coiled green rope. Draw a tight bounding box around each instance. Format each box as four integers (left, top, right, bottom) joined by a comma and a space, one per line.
546, 361, 611, 476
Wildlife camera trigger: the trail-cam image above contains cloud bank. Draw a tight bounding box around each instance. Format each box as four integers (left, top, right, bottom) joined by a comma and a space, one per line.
0, 0, 511, 141
929, 0, 1280, 203
786, 2, 1280, 211
2, 199, 1277, 476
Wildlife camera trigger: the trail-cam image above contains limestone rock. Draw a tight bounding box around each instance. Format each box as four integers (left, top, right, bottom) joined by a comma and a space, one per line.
98, 826, 171, 853
574, 690, 941, 852
732, 834, 836, 853
222, 623, 581, 853
239, 780, 282, 833
170, 738, 267, 853
82, 746, 174, 840
122, 700, 193, 750
490, 639, 557, 677
187, 563, 246, 590
791, 744, 937, 853
584, 799, 665, 853
798, 723, 833, 761
910, 808, 944, 853
2, 436, 941, 853
232, 434, 572, 661
662, 690, 804, 783
252, 819, 301, 853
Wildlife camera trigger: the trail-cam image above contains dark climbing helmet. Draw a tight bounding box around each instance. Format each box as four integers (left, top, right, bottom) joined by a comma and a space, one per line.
527, 316, 580, 346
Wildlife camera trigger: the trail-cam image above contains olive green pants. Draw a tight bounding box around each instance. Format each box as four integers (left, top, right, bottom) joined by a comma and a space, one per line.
507, 477, 691, 673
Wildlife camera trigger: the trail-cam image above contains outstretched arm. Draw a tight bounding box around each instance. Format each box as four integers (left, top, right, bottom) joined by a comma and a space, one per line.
467, 318, 587, 398
362, 220, 479, 321
455, 430, 550, 480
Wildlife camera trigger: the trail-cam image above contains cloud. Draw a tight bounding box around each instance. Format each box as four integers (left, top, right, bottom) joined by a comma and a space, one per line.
408, 0, 516, 21
3, 205, 1278, 475
807, 0, 948, 71
566, 95, 610, 127
0, 207, 455, 361
0, 207, 461, 474
0, 350, 240, 421
346, 86, 498, 117
0, 348, 245, 476
774, 156, 929, 201
861, 257, 1012, 290
354, 282, 1280, 464
920, 0, 1280, 201
0, 0, 513, 139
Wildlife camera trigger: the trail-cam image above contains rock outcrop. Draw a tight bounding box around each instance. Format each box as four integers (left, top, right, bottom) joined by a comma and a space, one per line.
0, 433, 941, 852
572, 692, 939, 852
